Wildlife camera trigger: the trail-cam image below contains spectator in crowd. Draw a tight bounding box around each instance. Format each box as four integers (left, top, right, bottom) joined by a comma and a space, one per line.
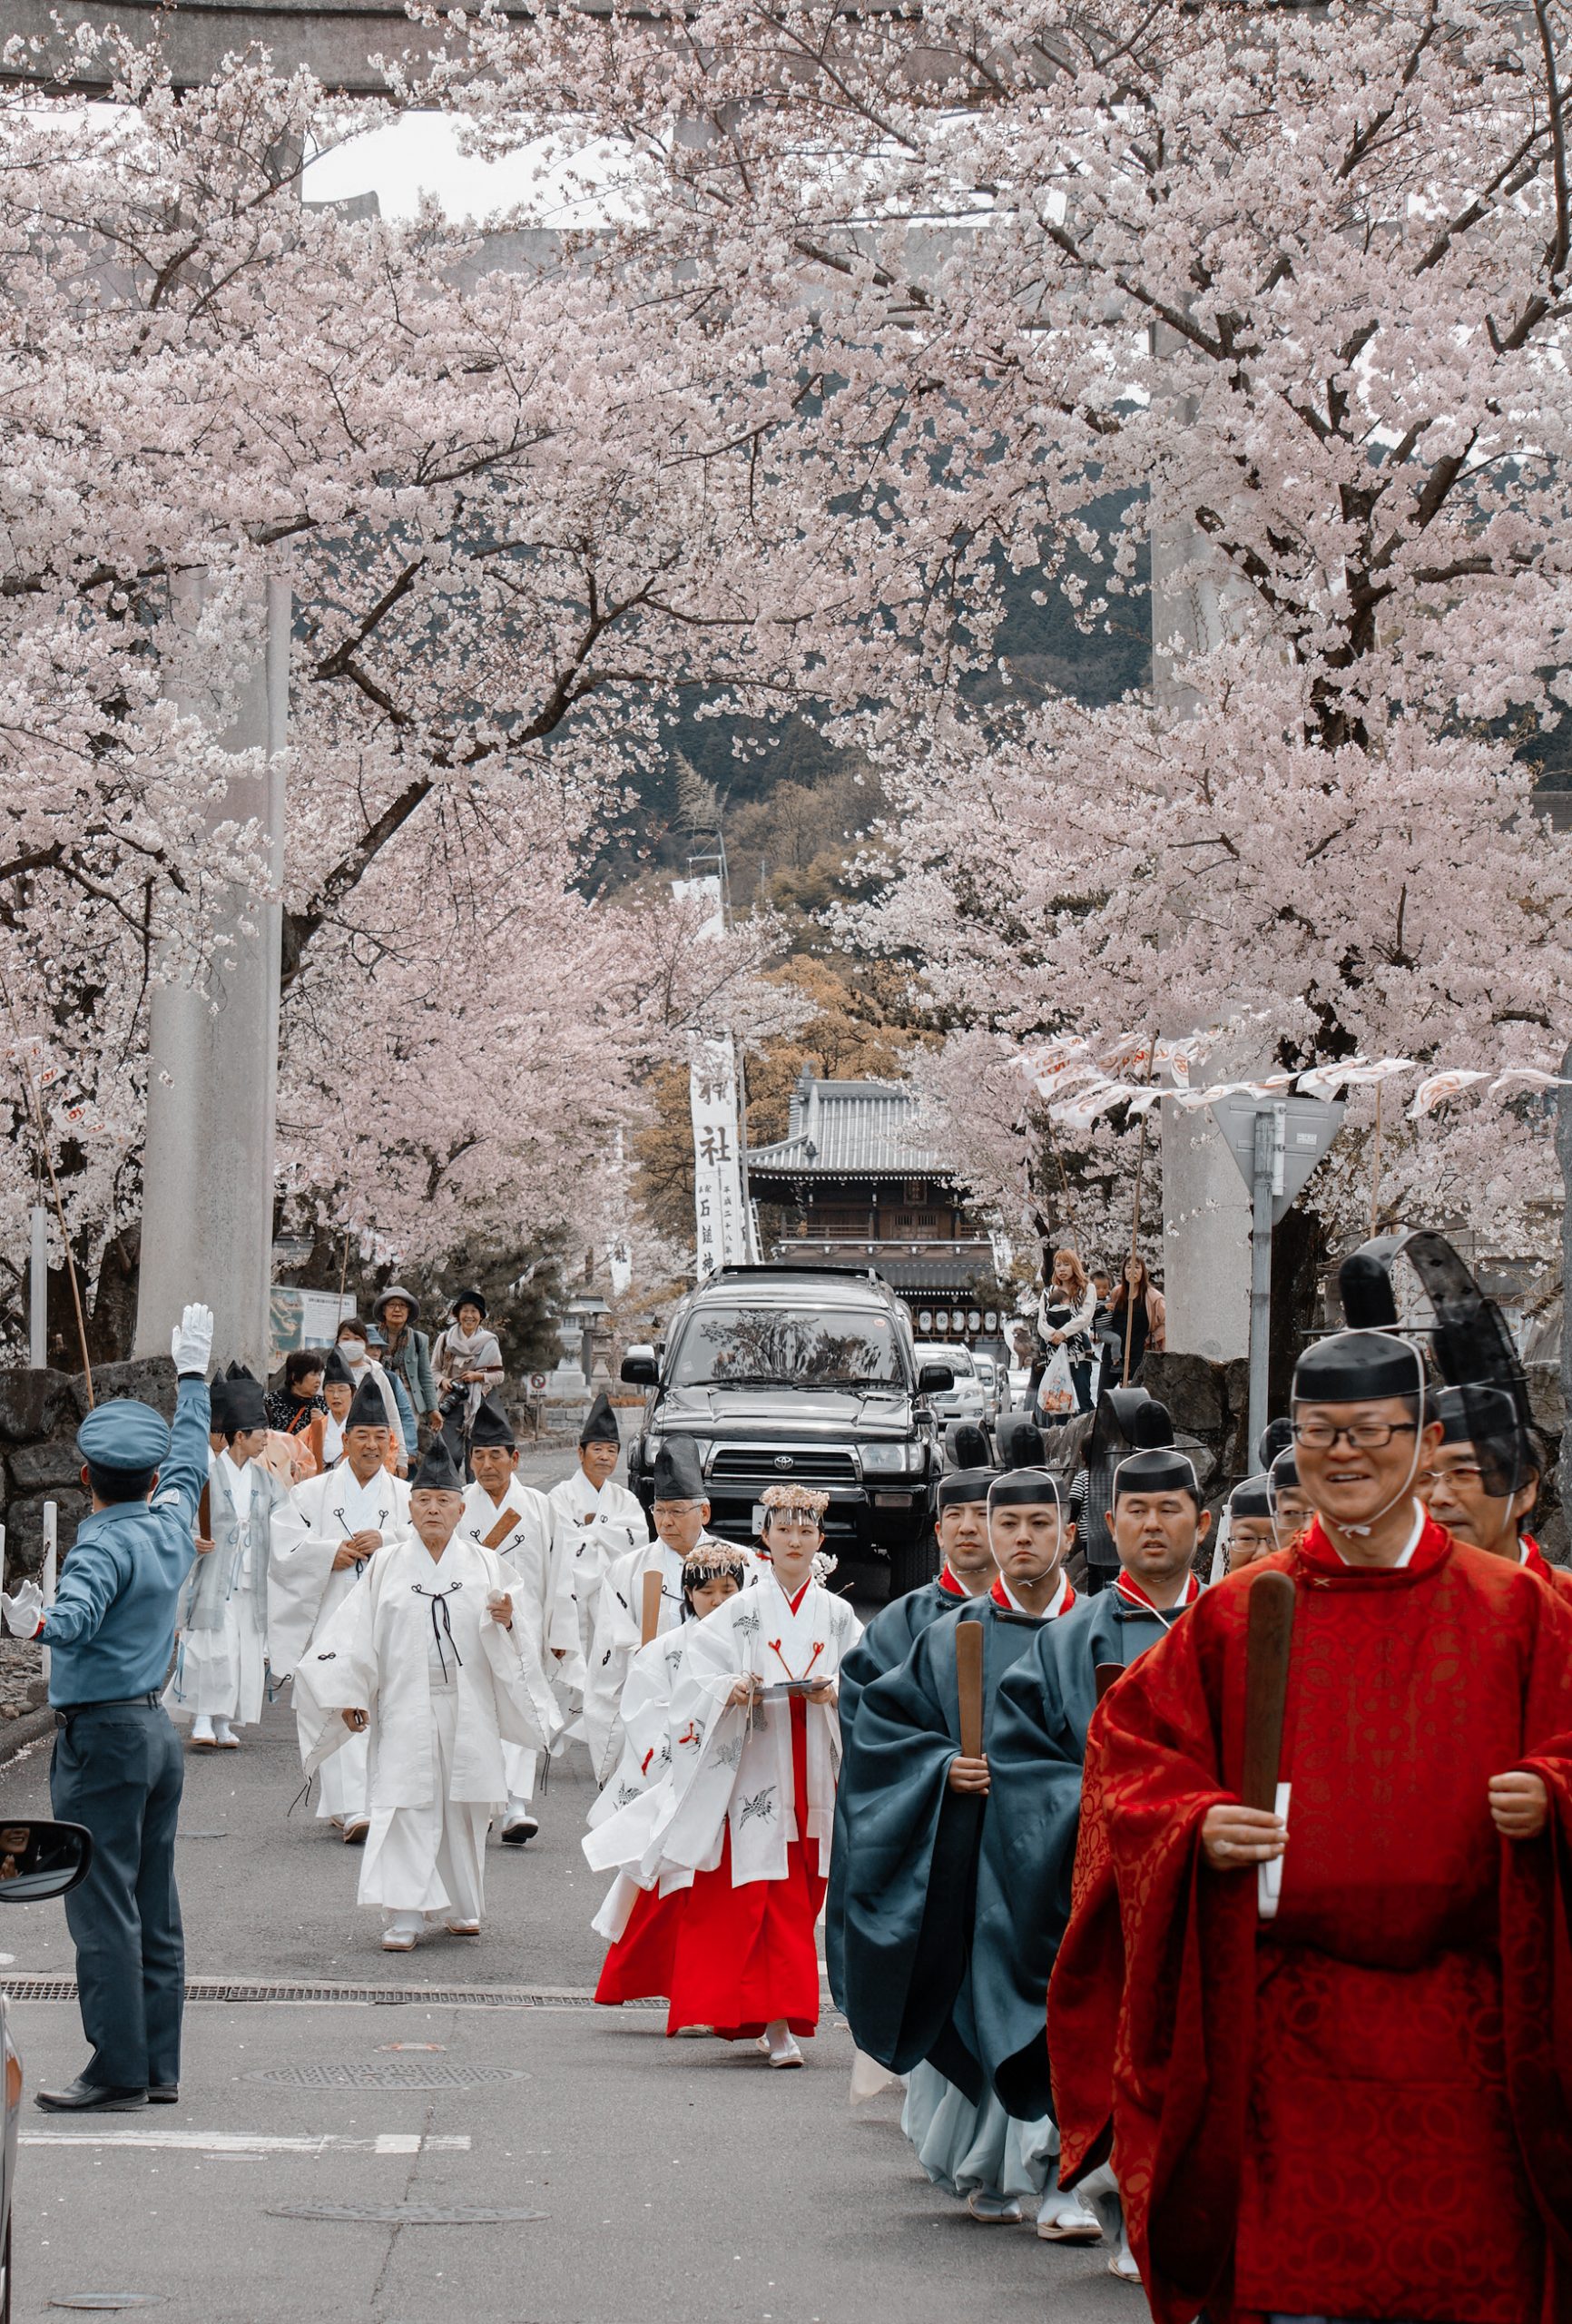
1037, 1247, 1097, 1417
266, 1350, 327, 1439
434, 1291, 506, 1471
334, 1318, 408, 1472
365, 1324, 419, 1466
374, 1287, 439, 1444
1104, 1256, 1166, 1383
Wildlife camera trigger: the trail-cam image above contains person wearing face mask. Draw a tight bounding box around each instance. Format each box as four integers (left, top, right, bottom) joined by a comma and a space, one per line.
163, 1370, 288, 1753
839, 1466, 1087, 2235
1421, 1386, 1571, 1599
1047, 1324, 1572, 2324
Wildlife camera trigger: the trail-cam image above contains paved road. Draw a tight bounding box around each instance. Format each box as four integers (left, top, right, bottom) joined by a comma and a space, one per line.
0, 1442, 1128, 2323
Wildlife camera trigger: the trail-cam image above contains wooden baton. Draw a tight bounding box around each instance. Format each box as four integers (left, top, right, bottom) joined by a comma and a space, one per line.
640, 1568, 663, 1647
197, 1482, 211, 1542
1243, 1569, 1296, 1811
1095, 1660, 1123, 1705
955, 1618, 985, 1759
482, 1508, 521, 1553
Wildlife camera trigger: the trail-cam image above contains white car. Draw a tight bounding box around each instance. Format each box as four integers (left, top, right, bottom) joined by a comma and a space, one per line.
912, 1342, 987, 1424
970, 1351, 1002, 1422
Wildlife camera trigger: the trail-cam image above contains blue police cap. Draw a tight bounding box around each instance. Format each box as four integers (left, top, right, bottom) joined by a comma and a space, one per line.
76, 1399, 172, 1472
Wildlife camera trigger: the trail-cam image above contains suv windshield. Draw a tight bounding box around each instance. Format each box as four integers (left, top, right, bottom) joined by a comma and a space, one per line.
671, 1304, 904, 1390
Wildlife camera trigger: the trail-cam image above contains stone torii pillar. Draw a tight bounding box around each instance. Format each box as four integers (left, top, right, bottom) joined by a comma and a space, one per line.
133, 575, 290, 1375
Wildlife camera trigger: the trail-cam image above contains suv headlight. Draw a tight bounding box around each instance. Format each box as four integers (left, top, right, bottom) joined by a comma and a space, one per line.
860, 1443, 916, 1478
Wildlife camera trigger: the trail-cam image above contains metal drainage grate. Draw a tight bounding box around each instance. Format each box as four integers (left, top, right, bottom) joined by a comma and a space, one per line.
3, 1976, 660, 2011
248, 2062, 523, 2090
268, 2203, 546, 2226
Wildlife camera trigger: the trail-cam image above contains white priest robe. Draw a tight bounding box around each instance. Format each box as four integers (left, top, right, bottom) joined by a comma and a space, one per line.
547, 1467, 649, 1664
583, 1533, 727, 1787
165, 1450, 287, 1728
637, 1574, 861, 1890
298, 1531, 563, 1925
582, 1625, 699, 1941
461, 1472, 580, 1809
269, 1463, 411, 1826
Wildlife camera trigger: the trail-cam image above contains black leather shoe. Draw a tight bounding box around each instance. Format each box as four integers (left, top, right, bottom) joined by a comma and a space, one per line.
35, 2078, 147, 2112
147, 2084, 178, 2104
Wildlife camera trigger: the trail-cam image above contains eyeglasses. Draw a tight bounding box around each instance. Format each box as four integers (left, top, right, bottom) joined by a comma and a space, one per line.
1292, 1419, 1419, 1450
1422, 1462, 1486, 1487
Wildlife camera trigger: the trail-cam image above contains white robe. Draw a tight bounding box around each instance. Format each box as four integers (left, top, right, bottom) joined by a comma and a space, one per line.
269, 1463, 411, 1823
547, 1468, 648, 1664
636, 1575, 862, 1889
298, 1531, 563, 1920
461, 1473, 580, 1806
582, 1625, 699, 1940
164, 1451, 284, 1728
583, 1533, 711, 1786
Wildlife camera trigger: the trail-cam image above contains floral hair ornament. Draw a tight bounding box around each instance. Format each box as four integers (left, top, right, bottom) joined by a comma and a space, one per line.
760, 1482, 830, 1521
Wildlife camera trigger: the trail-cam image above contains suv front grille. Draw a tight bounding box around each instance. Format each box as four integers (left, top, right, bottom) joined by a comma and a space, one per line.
707, 1446, 860, 1488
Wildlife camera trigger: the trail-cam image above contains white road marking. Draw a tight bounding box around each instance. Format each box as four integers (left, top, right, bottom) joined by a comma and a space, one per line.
22, 2130, 472, 2156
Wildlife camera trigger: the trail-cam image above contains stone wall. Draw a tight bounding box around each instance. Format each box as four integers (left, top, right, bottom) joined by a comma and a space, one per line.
1142, 1350, 1568, 1560
0, 1356, 178, 1580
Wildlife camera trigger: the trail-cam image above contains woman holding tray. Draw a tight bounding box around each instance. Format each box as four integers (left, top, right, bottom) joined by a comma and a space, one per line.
646, 1482, 861, 2066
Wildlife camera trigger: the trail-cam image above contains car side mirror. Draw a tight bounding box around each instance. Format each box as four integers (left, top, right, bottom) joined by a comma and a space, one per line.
620, 1347, 659, 1387
0, 1819, 93, 1902
918, 1363, 955, 1394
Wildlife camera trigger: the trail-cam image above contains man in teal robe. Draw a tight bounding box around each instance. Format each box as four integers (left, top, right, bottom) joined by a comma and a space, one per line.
825, 1454, 995, 2007
840, 1469, 1094, 2230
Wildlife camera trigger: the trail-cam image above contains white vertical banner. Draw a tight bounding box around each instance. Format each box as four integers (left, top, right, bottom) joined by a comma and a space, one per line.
690, 1039, 751, 1276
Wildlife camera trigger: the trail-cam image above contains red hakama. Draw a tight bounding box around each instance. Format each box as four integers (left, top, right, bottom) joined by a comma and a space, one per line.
664, 1697, 825, 2041
1049, 1514, 1572, 2324
594, 1881, 683, 2006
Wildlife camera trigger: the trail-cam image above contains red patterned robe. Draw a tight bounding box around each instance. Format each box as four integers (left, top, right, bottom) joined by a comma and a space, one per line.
1049, 1512, 1572, 2324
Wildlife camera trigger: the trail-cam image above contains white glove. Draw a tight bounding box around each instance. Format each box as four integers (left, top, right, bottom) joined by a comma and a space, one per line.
170, 1302, 215, 1378
1, 1581, 44, 1638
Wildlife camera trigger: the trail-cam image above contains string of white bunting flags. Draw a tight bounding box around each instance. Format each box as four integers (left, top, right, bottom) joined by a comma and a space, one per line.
1013, 1035, 1572, 1131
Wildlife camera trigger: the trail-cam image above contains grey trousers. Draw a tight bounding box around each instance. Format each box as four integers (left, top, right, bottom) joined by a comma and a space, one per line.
50, 1699, 185, 2089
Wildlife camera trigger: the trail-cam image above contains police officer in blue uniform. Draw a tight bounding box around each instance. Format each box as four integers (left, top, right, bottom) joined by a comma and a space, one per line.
36, 1303, 214, 2112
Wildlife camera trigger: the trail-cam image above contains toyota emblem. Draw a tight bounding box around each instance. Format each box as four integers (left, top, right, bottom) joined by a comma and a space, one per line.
773, 1455, 795, 1472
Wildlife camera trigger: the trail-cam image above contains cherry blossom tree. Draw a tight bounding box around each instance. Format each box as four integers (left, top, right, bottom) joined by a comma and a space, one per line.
457, 0, 1572, 1250
0, 34, 833, 1340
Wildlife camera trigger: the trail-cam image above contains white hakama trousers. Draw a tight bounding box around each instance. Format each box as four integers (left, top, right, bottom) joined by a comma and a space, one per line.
501, 1740, 538, 1807
314, 1722, 370, 1825
164, 1591, 267, 1726
358, 1675, 491, 1929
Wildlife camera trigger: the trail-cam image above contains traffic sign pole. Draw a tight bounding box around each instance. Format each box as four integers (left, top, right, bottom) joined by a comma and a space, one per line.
1209, 1089, 1345, 1460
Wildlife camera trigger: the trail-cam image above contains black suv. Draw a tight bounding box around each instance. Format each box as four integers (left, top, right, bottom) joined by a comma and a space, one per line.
622, 1264, 954, 1598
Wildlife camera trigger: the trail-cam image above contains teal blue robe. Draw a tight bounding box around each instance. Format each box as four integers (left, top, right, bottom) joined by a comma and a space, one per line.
839, 1597, 1053, 2101
978, 1587, 1190, 2118
826, 1573, 968, 2008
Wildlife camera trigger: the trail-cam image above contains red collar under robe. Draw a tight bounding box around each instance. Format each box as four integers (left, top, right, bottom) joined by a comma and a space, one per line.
1048, 1512, 1572, 2324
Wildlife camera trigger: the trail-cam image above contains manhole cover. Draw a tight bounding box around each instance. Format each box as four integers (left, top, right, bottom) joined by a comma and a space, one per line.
248, 2062, 523, 2090
268, 2203, 546, 2225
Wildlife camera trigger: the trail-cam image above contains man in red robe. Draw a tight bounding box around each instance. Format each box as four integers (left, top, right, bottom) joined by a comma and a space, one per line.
1422, 1384, 1572, 1603
1049, 1326, 1572, 2324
